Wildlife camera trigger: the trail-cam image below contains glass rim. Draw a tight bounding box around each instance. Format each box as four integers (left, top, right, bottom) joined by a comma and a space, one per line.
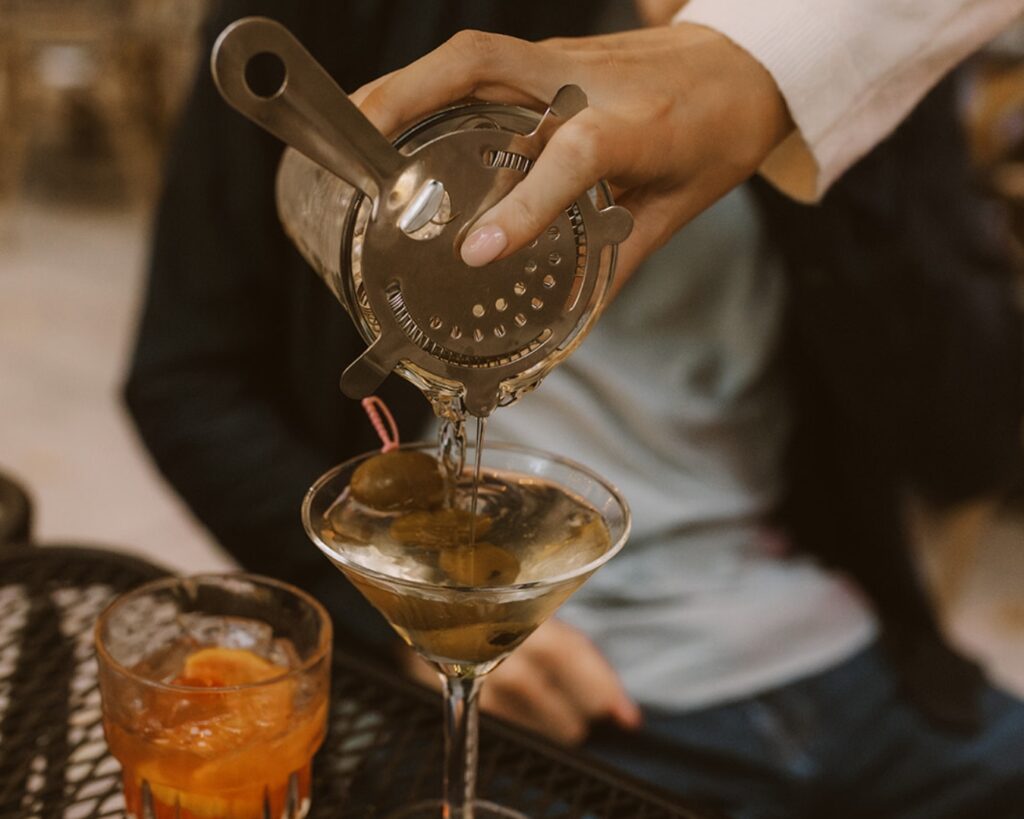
94, 572, 333, 694
302, 441, 632, 595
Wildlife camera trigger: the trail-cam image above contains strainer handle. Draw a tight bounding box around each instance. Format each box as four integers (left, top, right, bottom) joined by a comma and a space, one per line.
211, 16, 402, 204
340, 334, 406, 400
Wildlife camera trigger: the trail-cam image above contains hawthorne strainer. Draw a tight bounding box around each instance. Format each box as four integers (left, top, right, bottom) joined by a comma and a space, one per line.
212, 17, 632, 416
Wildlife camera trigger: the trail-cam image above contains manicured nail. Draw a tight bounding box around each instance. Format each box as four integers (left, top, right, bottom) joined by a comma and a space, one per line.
461, 224, 507, 267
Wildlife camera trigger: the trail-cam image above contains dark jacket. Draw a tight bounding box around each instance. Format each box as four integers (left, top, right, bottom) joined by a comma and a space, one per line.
757, 75, 1023, 731
125, 1, 1023, 731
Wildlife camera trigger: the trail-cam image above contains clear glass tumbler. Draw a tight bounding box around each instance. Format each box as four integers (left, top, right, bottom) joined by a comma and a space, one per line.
95, 574, 332, 819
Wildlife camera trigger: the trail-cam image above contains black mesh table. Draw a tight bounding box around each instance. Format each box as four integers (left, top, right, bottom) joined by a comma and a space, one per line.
0, 545, 719, 818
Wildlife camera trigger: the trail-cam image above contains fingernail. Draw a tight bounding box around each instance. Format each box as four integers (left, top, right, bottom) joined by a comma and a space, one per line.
461, 224, 507, 267
616, 700, 643, 730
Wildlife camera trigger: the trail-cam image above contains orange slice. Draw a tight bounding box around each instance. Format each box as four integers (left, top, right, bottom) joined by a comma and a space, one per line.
180, 648, 286, 687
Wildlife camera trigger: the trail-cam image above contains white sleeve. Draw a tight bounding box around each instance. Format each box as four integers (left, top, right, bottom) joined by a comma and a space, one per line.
673, 0, 1024, 201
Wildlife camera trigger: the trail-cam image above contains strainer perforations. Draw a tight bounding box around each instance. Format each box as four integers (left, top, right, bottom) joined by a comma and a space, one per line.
386, 283, 554, 369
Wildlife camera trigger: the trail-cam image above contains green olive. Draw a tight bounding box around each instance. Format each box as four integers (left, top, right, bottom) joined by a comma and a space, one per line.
350, 450, 445, 511
419, 622, 533, 662
439, 542, 520, 586
389, 508, 491, 550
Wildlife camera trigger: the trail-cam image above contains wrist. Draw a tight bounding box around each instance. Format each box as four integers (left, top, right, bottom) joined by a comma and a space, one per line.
670, 22, 794, 172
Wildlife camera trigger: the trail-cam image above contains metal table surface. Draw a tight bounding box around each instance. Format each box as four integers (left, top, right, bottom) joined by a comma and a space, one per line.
0, 544, 720, 818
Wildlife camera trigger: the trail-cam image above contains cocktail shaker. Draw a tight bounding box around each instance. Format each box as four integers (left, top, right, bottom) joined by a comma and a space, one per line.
212, 17, 632, 417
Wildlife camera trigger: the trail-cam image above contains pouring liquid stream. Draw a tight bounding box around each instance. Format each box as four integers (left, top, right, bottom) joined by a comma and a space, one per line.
435, 401, 488, 548
469, 416, 487, 546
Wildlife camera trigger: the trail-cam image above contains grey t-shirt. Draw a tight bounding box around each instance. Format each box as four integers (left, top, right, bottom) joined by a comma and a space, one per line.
478, 185, 877, 710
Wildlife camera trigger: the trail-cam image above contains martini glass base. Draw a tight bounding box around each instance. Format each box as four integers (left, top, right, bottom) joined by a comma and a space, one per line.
386, 798, 528, 818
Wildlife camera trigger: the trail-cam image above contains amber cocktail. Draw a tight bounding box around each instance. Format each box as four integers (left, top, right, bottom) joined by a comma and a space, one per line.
95, 574, 331, 819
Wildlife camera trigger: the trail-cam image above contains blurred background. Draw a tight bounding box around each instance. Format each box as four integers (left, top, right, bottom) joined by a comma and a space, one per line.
1, 3, 1022, 690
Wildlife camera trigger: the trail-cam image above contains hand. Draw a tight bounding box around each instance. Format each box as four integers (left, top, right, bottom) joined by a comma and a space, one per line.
398, 619, 642, 745
634, 0, 687, 26
353, 24, 792, 291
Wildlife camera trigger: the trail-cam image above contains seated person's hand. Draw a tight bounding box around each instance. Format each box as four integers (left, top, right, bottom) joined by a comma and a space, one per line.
352, 23, 792, 291
398, 618, 642, 746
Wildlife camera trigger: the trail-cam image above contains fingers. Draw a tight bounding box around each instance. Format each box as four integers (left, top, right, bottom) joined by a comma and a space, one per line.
399, 648, 442, 692
607, 196, 679, 294
541, 626, 643, 732
349, 71, 393, 108
398, 641, 596, 744
355, 77, 541, 136
461, 109, 619, 266
607, 183, 719, 297
398, 636, 593, 744
356, 30, 560, 137
351, 30, 632, 269
396, 619, 642, 746
480, 620, 641, 745
482, 660, 592, 745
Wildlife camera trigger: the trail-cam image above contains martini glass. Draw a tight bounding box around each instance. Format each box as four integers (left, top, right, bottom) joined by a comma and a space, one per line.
302, 442, 630, 818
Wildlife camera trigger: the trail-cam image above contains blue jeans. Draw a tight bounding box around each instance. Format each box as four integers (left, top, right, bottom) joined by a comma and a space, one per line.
584, 645, 1024, 818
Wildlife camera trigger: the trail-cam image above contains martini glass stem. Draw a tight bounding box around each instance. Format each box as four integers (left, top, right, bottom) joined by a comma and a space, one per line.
442, 673, 484, 817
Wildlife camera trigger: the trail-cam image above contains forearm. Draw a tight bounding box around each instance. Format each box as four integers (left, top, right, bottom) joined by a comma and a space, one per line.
675, 0, 1024, 199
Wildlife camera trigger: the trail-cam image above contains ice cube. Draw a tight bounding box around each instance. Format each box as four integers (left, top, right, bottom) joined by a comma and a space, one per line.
178, 614, 274, 655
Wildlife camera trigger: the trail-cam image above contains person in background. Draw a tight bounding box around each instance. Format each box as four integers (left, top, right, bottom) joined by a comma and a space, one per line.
126, 1, 1024, 816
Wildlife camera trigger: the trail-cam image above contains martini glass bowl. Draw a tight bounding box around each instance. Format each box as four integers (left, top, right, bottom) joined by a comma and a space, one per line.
302, 442, 630, 818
